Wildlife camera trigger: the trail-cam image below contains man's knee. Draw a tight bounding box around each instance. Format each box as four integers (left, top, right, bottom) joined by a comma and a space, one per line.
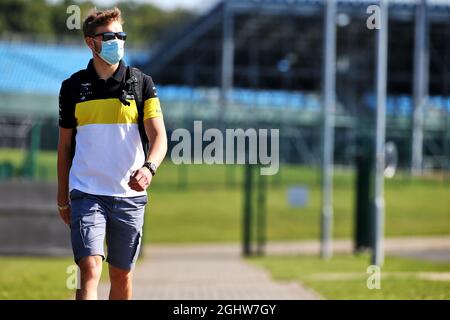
109, 265, 132, 283
78, 256, 102, 280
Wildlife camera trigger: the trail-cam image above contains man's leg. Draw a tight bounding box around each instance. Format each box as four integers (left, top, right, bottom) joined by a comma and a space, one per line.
109, 265, 133, 300
76, 255, 103, 300
69, 189, 107, 300
106, 194, 147, 300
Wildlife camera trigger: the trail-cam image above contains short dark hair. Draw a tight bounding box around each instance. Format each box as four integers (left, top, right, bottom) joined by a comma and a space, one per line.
82, 7, 123, 37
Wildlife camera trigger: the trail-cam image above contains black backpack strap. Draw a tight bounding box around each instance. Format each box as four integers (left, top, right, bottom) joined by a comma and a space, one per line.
69, 69, 90, 160
126, 66, 149, 157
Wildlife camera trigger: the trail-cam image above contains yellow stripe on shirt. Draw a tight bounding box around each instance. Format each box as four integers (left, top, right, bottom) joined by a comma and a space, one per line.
143, 98, 163, 120
75, 98, 138, 126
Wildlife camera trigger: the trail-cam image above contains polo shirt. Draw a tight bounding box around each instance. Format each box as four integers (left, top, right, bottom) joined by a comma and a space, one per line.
59, 59, 163, 197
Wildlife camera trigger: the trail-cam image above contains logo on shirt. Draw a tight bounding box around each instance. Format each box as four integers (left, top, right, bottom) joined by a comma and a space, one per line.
80, 83, 93, 101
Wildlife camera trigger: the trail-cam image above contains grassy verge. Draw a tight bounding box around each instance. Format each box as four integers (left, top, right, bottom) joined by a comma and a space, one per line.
146, 162, 450, 242
1, 148, 449, 243
0, 257, 75, 300
0, 256, 114, 300
250, 254, 450, 299
0, 148, 448, 299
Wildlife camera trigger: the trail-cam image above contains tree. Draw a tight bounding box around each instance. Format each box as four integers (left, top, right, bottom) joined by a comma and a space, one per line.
0, 0, 195, 46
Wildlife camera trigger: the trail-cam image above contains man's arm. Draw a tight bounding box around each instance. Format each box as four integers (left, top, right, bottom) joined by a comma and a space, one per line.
128, 117, 167, 191
143, 117, 167, 167
57, 128, 73, 225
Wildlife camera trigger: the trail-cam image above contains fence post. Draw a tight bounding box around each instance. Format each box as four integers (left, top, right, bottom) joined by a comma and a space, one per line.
22, 120, 42, 180
242, 164, 254, 256
256, 167, 267, 255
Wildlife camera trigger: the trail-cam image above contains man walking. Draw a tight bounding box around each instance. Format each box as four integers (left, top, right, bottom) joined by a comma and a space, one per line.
57, 7, 167, 300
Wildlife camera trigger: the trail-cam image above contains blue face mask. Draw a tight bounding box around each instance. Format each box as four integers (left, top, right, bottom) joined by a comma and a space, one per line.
97, 39, 124, 65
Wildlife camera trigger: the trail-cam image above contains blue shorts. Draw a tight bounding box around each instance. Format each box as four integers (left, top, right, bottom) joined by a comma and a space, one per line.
69, 188, 147, 271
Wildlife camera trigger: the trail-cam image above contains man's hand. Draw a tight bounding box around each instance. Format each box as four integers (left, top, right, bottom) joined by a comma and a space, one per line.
58, 206, 71, 225
128, 167, 152, 191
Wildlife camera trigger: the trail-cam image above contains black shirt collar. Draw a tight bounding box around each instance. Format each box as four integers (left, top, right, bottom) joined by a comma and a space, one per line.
86, 59, 126, 83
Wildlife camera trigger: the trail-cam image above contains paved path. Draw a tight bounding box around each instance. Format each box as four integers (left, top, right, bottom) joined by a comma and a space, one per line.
264, 236, 450, 262
98, 236, 450, 300
98, 244, 321, 300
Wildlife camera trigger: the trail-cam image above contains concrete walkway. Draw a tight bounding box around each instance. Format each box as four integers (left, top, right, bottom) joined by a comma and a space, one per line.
98, 236, 450, 300
264, 236, 450, 262
98, 244, 321, 300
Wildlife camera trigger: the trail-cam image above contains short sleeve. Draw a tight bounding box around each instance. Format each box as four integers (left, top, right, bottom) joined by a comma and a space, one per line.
142, 75, 163, 120
59, 80, 76, 128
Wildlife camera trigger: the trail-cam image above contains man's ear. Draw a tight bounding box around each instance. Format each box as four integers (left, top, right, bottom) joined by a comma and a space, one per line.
85, 36, 98, 53
85, 36, 93, 50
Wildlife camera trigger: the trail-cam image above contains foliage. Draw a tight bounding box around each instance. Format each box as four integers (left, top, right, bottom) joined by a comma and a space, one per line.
0, 0, 195, 45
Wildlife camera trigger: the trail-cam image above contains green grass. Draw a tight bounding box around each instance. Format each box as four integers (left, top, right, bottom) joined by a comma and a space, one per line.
0, 257, 76, 300
1, 148, 449, 243
0, 148, 449, 299
0, 256, 114, 300
250, 254, 450, 299
147, 162, 450, 243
